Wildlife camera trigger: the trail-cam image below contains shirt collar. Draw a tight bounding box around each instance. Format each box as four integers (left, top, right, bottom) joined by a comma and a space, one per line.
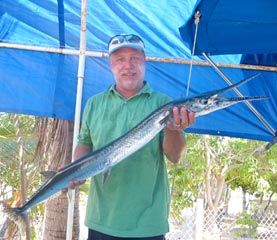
108, 81, 153, 98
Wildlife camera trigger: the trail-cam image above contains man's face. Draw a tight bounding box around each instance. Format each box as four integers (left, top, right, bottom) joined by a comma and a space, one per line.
109, 47, 146, 97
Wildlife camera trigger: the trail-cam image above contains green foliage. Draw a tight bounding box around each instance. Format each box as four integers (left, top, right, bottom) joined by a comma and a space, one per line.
80, 178, 91, 194
168, 133, 277, 220
0, 113, 44, 238
168, 134, 205, 220
235, 212, 258, 237
226, 139, 277, 195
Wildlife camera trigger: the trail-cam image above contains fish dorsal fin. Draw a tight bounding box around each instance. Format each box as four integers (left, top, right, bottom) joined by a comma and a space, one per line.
102, 169, 112, 184
40, 171, 57, 181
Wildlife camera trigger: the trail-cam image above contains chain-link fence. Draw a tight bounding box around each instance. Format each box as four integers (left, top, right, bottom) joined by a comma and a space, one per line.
166, 200, 277, 240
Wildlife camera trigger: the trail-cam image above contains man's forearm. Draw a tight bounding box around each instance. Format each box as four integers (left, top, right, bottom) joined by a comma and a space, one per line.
74, 143, 92, 160
163, 128, 186, 163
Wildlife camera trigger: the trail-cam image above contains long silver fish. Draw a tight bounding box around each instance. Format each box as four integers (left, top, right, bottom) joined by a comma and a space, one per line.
2, 73, 268, 221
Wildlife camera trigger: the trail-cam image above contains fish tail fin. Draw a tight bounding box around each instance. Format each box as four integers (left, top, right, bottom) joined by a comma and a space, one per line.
1, 205, 27, 237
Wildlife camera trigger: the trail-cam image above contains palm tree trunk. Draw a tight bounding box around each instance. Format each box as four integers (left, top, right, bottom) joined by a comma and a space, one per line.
42, 189, 80, 240
42, 120, 80, 240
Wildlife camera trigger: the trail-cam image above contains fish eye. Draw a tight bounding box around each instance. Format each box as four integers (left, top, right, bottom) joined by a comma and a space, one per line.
200, 99, 209, 104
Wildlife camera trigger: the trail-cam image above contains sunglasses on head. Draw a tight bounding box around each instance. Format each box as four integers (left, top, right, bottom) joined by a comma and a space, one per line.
108, 34, 145, 47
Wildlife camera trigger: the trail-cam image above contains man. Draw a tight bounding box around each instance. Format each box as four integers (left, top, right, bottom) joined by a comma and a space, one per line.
72, 34, 195, 240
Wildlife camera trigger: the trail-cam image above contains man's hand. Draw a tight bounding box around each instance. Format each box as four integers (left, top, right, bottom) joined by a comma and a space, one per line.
163, 107, 195, 163
69, 179, 86, 189
58, 165, 86, 189
166, 106, 195, 131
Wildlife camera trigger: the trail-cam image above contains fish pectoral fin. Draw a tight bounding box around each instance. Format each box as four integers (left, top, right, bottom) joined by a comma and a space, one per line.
159, 114, 170, 125
40, 170, 57, 181
102, 169, 112, 184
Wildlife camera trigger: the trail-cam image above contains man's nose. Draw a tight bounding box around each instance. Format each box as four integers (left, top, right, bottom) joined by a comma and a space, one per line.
125, 58, 134, 68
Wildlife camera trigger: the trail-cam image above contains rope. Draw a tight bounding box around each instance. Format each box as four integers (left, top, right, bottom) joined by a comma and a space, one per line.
186, 11, 202, 96
170, 11, 201, 201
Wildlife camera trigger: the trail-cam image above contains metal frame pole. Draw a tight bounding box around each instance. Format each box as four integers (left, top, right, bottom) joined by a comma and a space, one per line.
66, 0, 87, 239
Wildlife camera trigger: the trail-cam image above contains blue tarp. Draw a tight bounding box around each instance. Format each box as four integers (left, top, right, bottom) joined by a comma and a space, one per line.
0, 0, 276, 142
179, 0, 277, 55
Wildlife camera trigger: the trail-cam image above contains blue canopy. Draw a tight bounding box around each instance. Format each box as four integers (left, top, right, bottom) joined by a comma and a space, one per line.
179, 0, 277, 55
0, 0, 276, 143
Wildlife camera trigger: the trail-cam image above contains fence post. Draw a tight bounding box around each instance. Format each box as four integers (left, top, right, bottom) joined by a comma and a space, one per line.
195, 198, 204, 240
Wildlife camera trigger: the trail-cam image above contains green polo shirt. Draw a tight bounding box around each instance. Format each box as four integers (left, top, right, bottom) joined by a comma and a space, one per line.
78, 82, 171, 237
